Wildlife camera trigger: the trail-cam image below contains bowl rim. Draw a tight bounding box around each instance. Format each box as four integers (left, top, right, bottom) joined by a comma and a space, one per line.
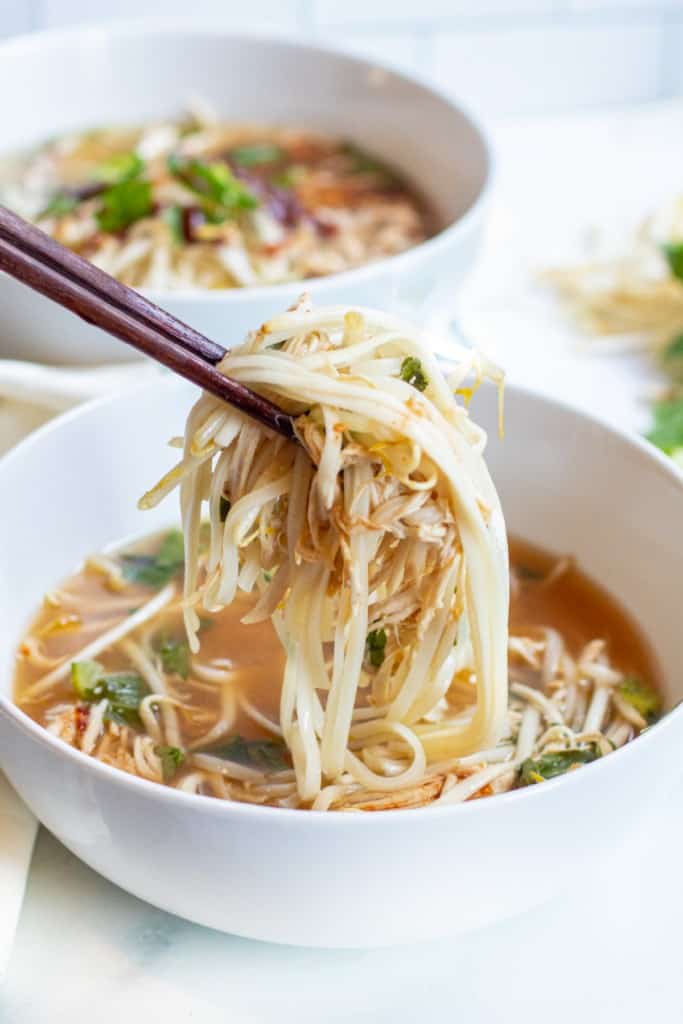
0, 18, 494, 304
1, 376, 682, 827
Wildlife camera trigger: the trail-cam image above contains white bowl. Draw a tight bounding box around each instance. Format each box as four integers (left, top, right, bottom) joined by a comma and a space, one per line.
0, 380, 682, 947
0, 23, 491, 365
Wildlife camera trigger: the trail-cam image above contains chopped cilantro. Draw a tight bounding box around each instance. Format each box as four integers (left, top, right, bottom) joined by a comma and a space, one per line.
93, 152, 145, 185
38, 192, 78, 218
400, 356, 429, 392
661, 331, 683, 365
156, 635, 190, 679
206, 735, 289, 772
96, 179, 153, 232
618, 676, 661, 724
155, 745, 185, 782
272, 165, 305, 189
366, 628, 387, 668
230, 143, 284, 167
659, 331, 683, 393
162, 204, 184, 243
646, 397, 683, 455
662, 242, 683, 283
120, 530, 185, 588
341, 142, 396, 183
71, 659, 101, 698
71, 660, 148, 728
168, 154, 258, 220
518, 746, 599, 786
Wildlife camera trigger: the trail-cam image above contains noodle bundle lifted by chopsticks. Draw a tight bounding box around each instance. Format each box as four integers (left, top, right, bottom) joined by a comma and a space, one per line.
141, 297, 509, 804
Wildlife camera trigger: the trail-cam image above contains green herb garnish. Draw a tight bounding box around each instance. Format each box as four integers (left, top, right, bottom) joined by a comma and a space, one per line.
519, 746, 599, 786
96, 179, 153, 232
206, 735, 289, 772
71, 659, 102, 698
120, 529, 185, 587
230, 143, 284, 167
155, 745, 185, 782
341, 142, 395, 182
168, 155, 258, 220
617, 676, 661, 724
646, 397, 683, 455
366, 628, 387, 668
659, 331, 683, 386
663, 242, 683, 282
271, 165, 305, 189
38, 192, 78, 218
71, 660, 148, 728
157, 635, 190, 679
162, 204, 184, 243
661, 332, 683, 363
400, 356, 429, 392
93, 151, 145, 185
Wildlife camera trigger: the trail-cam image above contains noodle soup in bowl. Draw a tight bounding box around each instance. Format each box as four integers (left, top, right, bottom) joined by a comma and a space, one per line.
0, 24, 490, 364
0, 374, 682, 947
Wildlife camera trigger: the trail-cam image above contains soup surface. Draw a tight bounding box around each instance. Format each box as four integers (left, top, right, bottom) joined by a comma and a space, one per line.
13, 530, 661, 811
0, 114, 434, 290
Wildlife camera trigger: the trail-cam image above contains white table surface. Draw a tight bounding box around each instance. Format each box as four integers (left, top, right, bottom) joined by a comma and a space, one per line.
4, 100, 683, 1022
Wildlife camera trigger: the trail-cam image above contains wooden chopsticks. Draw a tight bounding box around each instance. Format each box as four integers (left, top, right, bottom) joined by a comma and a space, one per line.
0, 206, 295, 440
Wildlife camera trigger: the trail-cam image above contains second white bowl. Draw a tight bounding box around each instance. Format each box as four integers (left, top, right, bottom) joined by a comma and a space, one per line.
0, 24, 491, 364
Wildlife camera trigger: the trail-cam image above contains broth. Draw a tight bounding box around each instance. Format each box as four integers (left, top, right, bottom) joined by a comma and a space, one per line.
13, 530, 661, 809
16, 548, 285, 751
509, 538, 658, 684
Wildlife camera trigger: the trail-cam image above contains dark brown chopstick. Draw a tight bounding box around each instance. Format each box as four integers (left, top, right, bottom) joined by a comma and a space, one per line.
0, 206, 295, 440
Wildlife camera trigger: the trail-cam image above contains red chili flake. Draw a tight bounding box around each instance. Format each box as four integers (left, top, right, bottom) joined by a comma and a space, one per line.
181, 205, 207, 242
75, 704, 90, 734
231, 166, 305, 228
266, 188, 305, 228
312, 215, 338, 238
260, 242, 285, 257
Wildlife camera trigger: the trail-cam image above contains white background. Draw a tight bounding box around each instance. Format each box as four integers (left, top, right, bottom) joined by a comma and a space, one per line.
0, 0, 682, 117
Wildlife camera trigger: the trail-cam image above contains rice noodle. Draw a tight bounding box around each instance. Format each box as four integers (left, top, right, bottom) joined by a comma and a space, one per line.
144, 300, 509, 803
